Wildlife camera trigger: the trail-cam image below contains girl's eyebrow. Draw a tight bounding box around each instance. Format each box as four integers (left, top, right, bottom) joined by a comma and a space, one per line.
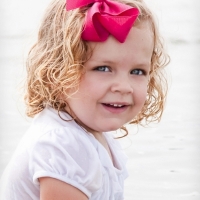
100, 60, 116, 65
134, 63, 151, 68
87, 59, 116, 66
89, 59, 150, 68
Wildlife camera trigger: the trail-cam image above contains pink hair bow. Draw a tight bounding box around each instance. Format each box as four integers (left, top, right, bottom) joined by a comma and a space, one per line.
66, 0, 139, 43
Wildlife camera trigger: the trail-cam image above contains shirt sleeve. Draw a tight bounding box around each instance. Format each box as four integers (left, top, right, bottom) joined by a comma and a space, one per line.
29, 127, 102, 198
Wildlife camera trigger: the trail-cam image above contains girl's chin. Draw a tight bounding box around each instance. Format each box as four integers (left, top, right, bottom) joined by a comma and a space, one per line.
84, 125, 122, 134
97, 125, 125, 133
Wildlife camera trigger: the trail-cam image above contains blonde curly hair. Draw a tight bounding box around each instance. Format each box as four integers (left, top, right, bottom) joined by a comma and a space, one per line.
24, 0, 169, 128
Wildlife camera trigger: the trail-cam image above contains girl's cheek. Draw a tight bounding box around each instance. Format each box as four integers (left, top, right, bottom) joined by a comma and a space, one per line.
137, 86, 148, 104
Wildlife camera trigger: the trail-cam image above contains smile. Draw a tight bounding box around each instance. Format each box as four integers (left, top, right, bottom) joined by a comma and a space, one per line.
101, 103, 129, 114
104, 103, 125, 108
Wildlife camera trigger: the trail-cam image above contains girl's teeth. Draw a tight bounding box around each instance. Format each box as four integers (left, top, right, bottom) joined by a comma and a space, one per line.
110, 104, 123, 107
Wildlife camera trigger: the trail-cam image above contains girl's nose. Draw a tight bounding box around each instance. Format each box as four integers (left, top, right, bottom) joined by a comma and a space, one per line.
110, 75, 134, 94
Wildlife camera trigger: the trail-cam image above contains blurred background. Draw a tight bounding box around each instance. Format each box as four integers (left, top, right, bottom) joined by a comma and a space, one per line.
0, 0, 200, 199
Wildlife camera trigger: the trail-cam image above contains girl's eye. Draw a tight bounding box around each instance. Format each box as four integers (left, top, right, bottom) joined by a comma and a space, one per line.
131, 69, 145, 75
94, 66, 110, 72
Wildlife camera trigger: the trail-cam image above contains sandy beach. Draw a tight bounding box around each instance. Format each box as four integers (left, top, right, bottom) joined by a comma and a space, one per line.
0, 0, 200, 199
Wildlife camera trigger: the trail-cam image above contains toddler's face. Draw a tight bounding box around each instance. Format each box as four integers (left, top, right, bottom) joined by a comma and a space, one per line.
66, 22, 153, 134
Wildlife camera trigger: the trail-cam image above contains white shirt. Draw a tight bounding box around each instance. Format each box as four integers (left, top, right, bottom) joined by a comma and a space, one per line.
0, 107, 128, 200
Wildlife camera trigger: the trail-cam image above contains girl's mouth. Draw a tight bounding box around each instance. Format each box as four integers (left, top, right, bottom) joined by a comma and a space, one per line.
101, 103, 129, 114
103, 103, 126, 108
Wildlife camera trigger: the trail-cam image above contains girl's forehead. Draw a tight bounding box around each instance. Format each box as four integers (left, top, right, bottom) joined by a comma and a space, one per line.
85, 24, 153, 67
89, 21, 153, 50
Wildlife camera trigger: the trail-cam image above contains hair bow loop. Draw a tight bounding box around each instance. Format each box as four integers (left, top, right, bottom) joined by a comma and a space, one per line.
66, 0, 95, 10
66, 0, 139, 43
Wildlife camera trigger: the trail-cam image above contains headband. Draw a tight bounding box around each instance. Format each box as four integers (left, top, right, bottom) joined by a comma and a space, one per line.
66, 0, 139, 43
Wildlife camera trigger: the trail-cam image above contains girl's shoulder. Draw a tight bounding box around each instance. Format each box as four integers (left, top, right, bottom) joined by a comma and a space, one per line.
14, 106, 99, 171
24, 107, 81, 138
23, 106, 96, 152
31, 106, 78, 132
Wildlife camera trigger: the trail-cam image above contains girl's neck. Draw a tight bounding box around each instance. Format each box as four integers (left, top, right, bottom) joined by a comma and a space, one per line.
64, 106, 102, 135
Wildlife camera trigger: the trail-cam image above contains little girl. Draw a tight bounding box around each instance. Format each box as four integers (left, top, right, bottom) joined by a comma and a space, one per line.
0, 0, 169, 199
